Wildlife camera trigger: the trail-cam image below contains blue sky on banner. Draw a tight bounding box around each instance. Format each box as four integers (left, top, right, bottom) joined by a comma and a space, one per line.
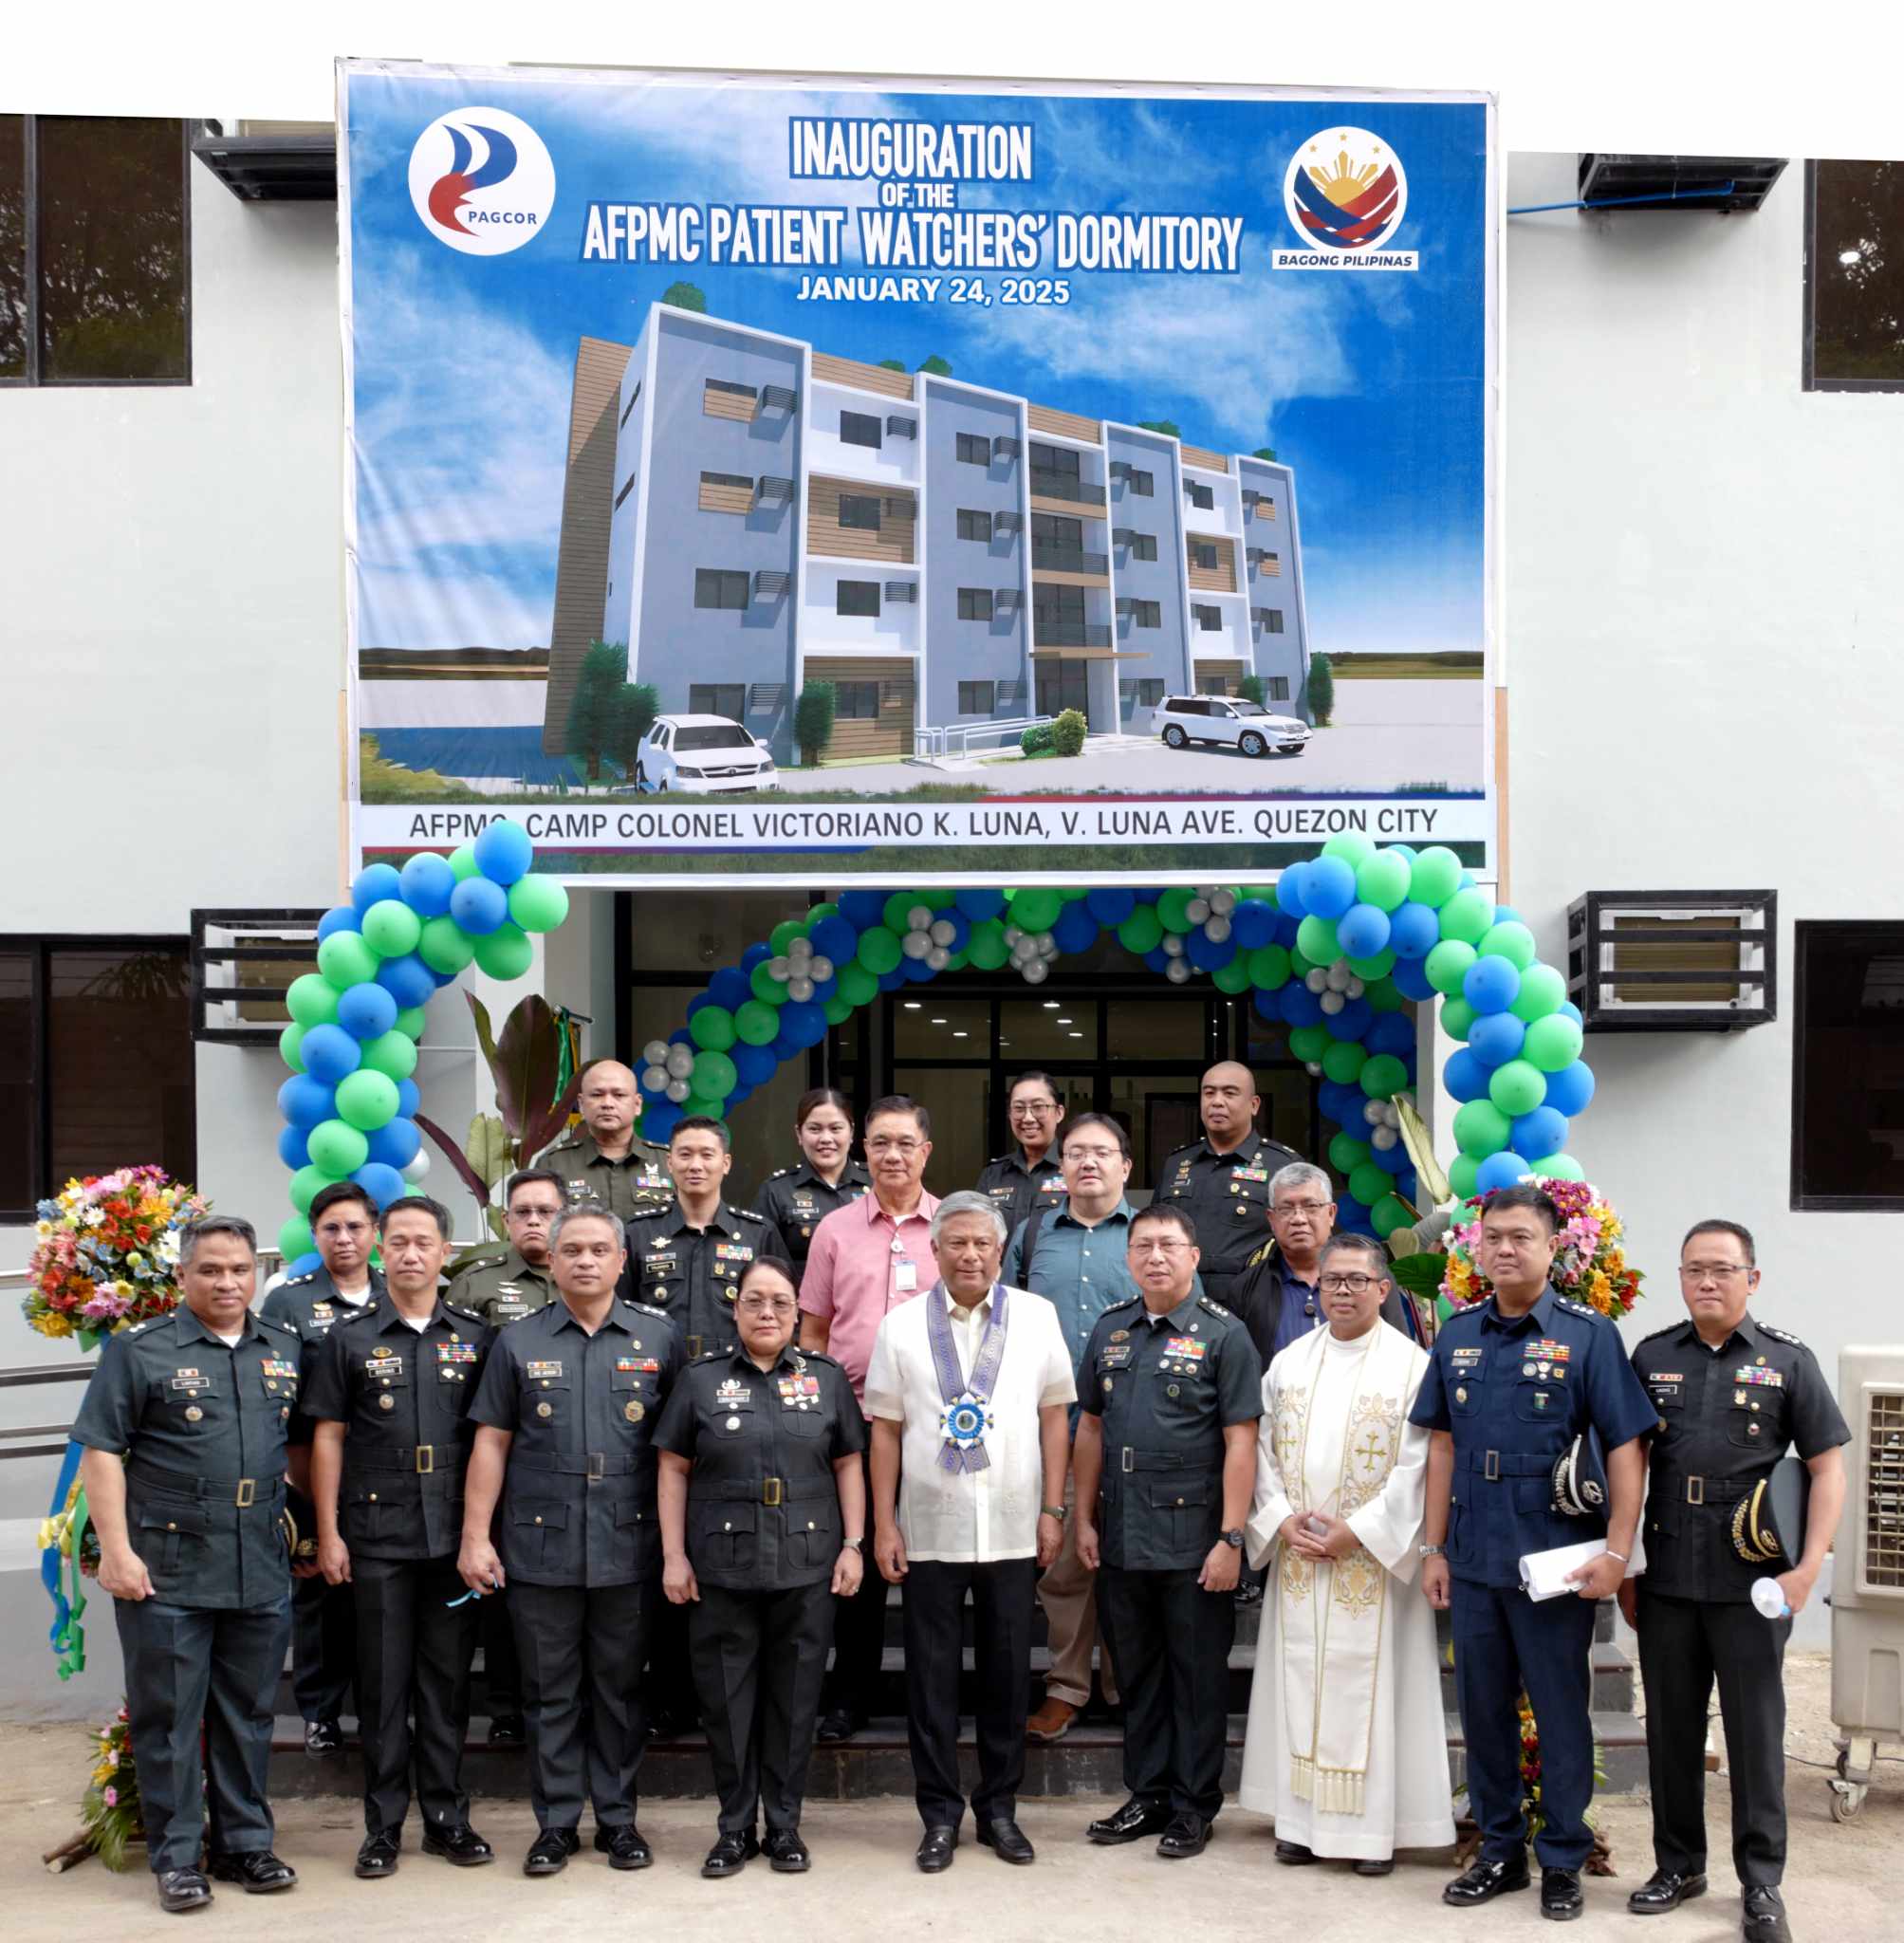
345, 75, 1488, 661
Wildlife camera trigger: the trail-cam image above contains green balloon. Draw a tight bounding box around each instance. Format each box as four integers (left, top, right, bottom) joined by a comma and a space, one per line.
358, 1029, 418, 1082
1011, 887, 1063, 933
1347, 949, 1396, 980
1321, 830, 1377, 870
1349, 1160, 1391, 1208
306, 1119, 370, 1176
1156, 888, 1196, 934
418, 914, 476, 975
1322, 1041, 1368, 1085
1365, 977, 1405, 1014
1452, 1099, 1511, 1159
683, 1094, 726, 1121
287, 972, 340, 1028
1488, 1059, 1547, 1118
1509, 962, 1567, 1023
944, 950, 970, 972
279, 1214, 315, 1264
689, 1005, 737, 1052
692, 1049, 737, 1099
1438, 888, 1495, 946
734, 1000, 780, 1045
1296, 915, 1340, 964
836, 962, 878, 1007
287, 1165, 333, 1215
823, 996, 855, 1027
1441, 996, 1478, 1041
1408, 845, 1464, 909
360, 898, 422, 959
395, 1006, 428, 1040
771, 917, 809, 953
1360, 1053, 1409, 1099
1478, 920, 1536, 970
750, 961, 790, 1005
279, 1022, 307, 1073
448, 844, 481, 881
472, 924, 533, 981
318, 931, 380, 990
965, 919, 1009, 971
1372, 1194, 1413, 1240
508, 876, 571, 934
1118, 906, 1165, 954
1288, 948, 1315, 979
1328, 1133, 1372, 1175
1246, 943, 1291, 990
1212, 957, 1251, 994
1534, 1153, 1585, 1182
856, 927, 902, 975
336, 1067, 400, 1131
1356, 851, 1412, 912
1523, 1013, 1584, 1072
1447, 1153, 1481, 1201
1425, 939, 1477, 996
1288, 1025, 1330, 1064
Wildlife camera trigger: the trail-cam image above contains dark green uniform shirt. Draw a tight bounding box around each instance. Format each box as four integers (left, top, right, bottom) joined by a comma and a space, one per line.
1632, 1312, 1848, 1602
540, 1129, 675, 1226
1076, 1292, 1263, 1571
468, 1296, 685, 1589
71, 1305, 304, 1608
446, 1247, 554, 1327
1150, 1130, 1303, 1287
974, 1146, 1068, 1235
653, 1344, 866, 1591
754, 1159, 871, 1272
300, 1297, 495, 1563
259, 1263, 387, 1347
619, 1201, 791, 1361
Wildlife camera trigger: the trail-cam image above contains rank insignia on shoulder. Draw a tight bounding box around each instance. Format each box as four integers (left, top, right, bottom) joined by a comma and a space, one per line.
1197, 1297, 1231, 1319
1758, 1323, 1802, 1345
1557, 1298, 1598, 1319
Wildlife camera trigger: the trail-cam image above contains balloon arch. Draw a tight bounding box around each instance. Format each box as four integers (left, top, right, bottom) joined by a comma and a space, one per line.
635, 834, 1594, 1240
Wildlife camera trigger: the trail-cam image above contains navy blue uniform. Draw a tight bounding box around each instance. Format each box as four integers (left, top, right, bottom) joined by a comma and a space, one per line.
753, 1160, 870, 1275
974, 1147, 1067, 1236
1411, 1289, 1655, 1870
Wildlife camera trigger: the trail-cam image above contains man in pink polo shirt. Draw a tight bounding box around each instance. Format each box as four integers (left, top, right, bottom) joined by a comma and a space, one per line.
800, 1095, 939, 1743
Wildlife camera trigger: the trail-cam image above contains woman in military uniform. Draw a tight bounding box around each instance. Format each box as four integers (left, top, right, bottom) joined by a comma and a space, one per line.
655, 1256, 867, 1878
754, 1090, 870, 1276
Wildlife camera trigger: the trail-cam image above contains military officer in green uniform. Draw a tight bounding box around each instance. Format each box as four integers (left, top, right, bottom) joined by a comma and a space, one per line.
1620, 1220, 1849, 1943
1074, 1202, 1264, 1859
540, 1059, 674, 1226
460, 1204, 686, 1877
1151, 1063, 1303, 1305
75, 1215, 303, 1914
447, 1168, 565, 1327
752, 1088, 870, 1277
974, 1071, 1070, 1233
305, 1194, 498, 1879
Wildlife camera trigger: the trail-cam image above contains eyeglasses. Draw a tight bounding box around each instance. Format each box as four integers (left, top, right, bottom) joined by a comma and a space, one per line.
1273, 1199, 1333, 1217
316, 1220, 372, 1239
867, 1137, 924, 1156
1063, 1145, 1123, 1163
736, 1296, 798, 1316
1131, 1239, 1192, 1257
1679, 1263, 1752, 1282
1011, 1101, 1059, 1118
508, 1206, 564, 1224
1319, 1272, 1386, 1294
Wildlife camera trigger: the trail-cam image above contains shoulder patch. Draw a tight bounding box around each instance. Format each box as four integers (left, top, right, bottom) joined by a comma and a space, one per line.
500, 1309, 537, 1325
1198, 1296, 1233, 1320
127, 1321, 149, 1335
339, 1305, 379, 1325
693, 1346, 728, 1361
769, 1166, 792, 1179
1104, 1290, 1142, 1311
446, 1303, 484, 1323
1758, 1323, 1802, 1345
257, 1312, 301, 1338
631, 1301, 671, 1320
733, 1208, 767, 1222
285, 1272, 314, 1286
1556, 1298, 1600, 1321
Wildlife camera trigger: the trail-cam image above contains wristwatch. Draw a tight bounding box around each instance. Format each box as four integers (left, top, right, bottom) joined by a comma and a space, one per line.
1221, 1528, 1245, 1549
842, 1538, 865, 1553
1040, 1504, 1067, 1523
1419, 1542, 1447, 1559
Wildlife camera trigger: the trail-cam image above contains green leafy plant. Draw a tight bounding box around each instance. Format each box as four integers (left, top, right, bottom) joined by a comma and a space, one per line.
614, 680, 661, 777
1020, 722, 1056, 757
360, 733, 459, 801
660, 280, 707, 312
1252, 446, 1279, 462
1051, 708, 1087, 757
1238, 674, 1266, 707
565, 639, 630, 781
916, 354, 952, 376
793, 681, 837, 768
1307, 652, 1335, 727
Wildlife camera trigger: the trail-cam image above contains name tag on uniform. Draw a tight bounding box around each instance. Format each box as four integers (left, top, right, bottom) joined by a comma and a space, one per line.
567, 1179, 597, 1199
1451, 1347, 1485, 1366
715, 1378, 752, 1409
364, 1356, 404, 1378
1735, 1365, 1784, 1388
644, 1254, 677, 1276
1100, 1342, 1134, 1370
311, 1302, 334, 1320
261, 1358, 299, 1379
1164, 1336, 1208, 1362
1649, 1372, 1683, 1386
170, 1369, 211, 1393
895, 1260, 918, 1292
526, 1360, 564, 1380
436, 1342, 478, 1365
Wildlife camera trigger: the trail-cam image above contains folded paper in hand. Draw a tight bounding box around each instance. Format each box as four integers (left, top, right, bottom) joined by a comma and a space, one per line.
1519, 1538, 1607, 1601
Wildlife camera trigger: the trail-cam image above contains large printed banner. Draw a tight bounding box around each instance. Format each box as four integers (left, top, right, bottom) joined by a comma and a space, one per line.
340, 62, 1496, 885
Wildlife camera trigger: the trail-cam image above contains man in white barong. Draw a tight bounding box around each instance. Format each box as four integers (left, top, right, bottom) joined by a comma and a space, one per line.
1240, 1231, 1454, 1873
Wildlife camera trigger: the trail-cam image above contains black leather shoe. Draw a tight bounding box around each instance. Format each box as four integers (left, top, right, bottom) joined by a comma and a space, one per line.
702, 1831, 759, 1878
1629, 1870, 1709, 1914
523, 1827, 579, 1877
816, 1707, 864, 1744
208, 1851, 298, 1894
1085, 1797, 1172, 1844
421, 1824, 494, 1866
354, 1830, 400, 1878
764, 1828, 810, 1873
1444, 1856, 1531, 1906
1743, 1887, 1792, 1943
595, 1823, 654, 1870
977, 1817, 1035, 1864
304, 1718, 342, 1758
157, 1867, 212, 1913
1157, 1813, 1211, 1859
916, 1824, 959, 1873
487, 1713, 526, 1748
1235, 1578, 1265, 1606
1542, 1868, 1584, 1921
1275, 1839, 1318, 1864
1355, 1858, 1396, 1877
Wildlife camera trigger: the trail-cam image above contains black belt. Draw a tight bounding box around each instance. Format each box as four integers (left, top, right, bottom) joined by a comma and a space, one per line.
1455, 1449, 1555, 1480
1117, 1449, 1220, 1475
128, 1461, 285, 1508
352, 1444, 470, 1475
1667, 1474, 1755, 1506
512, 1450, 643, 1478
703, 1476, 835, 1505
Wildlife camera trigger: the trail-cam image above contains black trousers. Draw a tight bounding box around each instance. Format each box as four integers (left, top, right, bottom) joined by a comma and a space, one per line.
1637, 1586, 1793, 1888
644, 1592, 699, 1727
901, 1557, 1037, 1828
351, 1554, 479, 1836
1100, 1564, 1234, 1820
290, 1562, 356, 1724
508, 1580, 651, 1831
823, 1450, 887, 1719
481, 1593, 521, 1716
691, 1581, 835, 1835
117, 1594, 291, 1875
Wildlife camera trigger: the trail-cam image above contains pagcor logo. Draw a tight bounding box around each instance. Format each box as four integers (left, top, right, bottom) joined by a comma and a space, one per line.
1276, 127, 1415, 273
408, 106, 555, 256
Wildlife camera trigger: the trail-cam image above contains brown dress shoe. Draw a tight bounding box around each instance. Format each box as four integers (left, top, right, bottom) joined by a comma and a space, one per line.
1026, 1697, 1078, 1743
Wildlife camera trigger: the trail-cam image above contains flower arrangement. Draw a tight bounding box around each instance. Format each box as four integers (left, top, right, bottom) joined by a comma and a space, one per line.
39, 1475, 101, 1581
23, 1168, 208, 1349
1439, 1176, 1642, 1319
43, 1707, 145, 1874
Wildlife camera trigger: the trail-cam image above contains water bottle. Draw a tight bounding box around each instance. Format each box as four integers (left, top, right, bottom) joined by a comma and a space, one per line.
1750, 1577, 1790, 1619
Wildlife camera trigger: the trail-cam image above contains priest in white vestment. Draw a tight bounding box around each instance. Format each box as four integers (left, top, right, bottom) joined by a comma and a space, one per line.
1239, 1231, 1454, 1870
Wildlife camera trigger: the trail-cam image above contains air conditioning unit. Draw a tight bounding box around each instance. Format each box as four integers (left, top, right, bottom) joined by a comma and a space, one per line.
193, 909, 326, 1046
1565, 889, 1775, 1031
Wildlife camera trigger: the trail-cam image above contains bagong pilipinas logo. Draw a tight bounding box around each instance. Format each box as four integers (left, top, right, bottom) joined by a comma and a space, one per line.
1282, 126, 1411, 259
408, 106, 556, 256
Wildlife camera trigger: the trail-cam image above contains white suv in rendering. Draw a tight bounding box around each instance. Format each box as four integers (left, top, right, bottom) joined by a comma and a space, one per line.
1156, 694, 1310, 757
634, 715, 777, 794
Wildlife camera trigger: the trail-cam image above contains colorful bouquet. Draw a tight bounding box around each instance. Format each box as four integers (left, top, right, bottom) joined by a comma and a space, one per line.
23, 1168, 208, 1349
82, 1708, 144, 1868
1440, 1176, 1642, 1319
39, 1475, 101, 1581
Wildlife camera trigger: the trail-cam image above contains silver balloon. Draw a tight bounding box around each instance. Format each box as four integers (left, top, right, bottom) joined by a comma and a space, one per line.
400, 1149, 431, 1183
1022, 958, 1049, 985
665, 1045, 696, 1080
1165, 957, 1192, 983
665, 1078, 692, 1103
786, 935, 814, 962
1002, 925, 1023, 948
1210, 889, 1237, 916
1034, 931, 1056, 954
1344, 977, 1366, 1000
1320, 990, 1345, 1014
1305, 1060, 1324, 1077
926, 945, 952, 970
808, 955, 834, 981
1372, 1125, 1399, 1151
641, 1039, 670, 1068
1364, 1100, 1387, 1125
900, 931, 933, 960
1204, 916, 1231, 943
642, 1064, 670, 1093
1305, 967, 1328, 992
1184, 897, 1211, 925
767, 955, 792, 981
1161, 933, 1185, 957
786, 975, 815, 1001
1011, 936, 1039, 962
929, 918, 957, 947
1324, 962, 1352, 991
907, 904, 934, 931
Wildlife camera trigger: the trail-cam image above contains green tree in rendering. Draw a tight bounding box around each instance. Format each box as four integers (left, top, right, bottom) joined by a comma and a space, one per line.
660, 281, 708, 313
878, 359, 907, 372
1051, 708, 1087, 757
565, 639, 629, 781
614, 681, 662, 778
916, 354, 952, 376
1238, 674, 1266, 707
1306, 653, 1335, 728
1138, 419, 1180, 437
1252, 447, 1279, 462
794, 681, 837, 768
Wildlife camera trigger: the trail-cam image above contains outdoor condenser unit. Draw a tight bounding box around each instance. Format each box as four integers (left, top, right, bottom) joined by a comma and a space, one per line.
1826, 1343, 1904, 1823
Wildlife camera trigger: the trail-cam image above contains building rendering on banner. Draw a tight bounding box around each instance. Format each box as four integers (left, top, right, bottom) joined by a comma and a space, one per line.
541, 303, 1311, 764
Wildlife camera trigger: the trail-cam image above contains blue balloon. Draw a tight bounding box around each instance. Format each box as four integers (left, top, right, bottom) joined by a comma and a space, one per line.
733, 1042, 778, 1087
1463, 954, 1521, 1015
1368, 1013, 1416, 1058
1385, 843, 1419, 865
1275, 863, 1311, 921
352, 1161, 409, 1210
1442, 1048, 1490, 1103
1229, 898, 1277, 949
365, 1118, 422, 1169
472, 819, 534, 886
276, 1124, 311, 1169
317, 904, 360, 940
278, 1074, 336, 1127
336, 981, 398, 1041
1319, 1081, 1365, 1124
1275, 912, 1303, 948
811, 974, 839, 1005
450, 877, 508, 935
376, 953, 437, 1010
397, 852, 456, 917
1467, 1011, 1526, 1067
1141, 946, 1169, 973
301, 1023, 362, 1084
740, 941, 773, 972
1052, 903, 1099, 953
1185, 930, 1234, 972
669, 1028, 693, 1046
642, 1101, 682, 1143
900, 954, 935, 983
1542, 1061, 1596, 1118
771, 1029, 802, 1061
1388, 901, 1441, 960
782, 1001, 827, 1047
1335, 1194, 1372, 1233
1329, 995, 1373, 1041
1085, 887, 1137, 925
685, 994, 708, 1019
1374, 1138, 1411, 1175
1492, 904, 1524, 926
708, 967, 750, 1011
725, 1083, 752, 1110
396, 1079, 420, 1120
838, 890, 888, 930
1557, 1000, 1584, 1027
1336, 902, 1392, 959
431, 967, 458, 988
351, 863, 403, 915
1511, 1106, 1570, 1163
809, 916, 858, 964
938, 910, 970, 952
286, 1249, 323, 1280
954, 887, 1007, 921
1303, 855, 1358, 921
1476, 1150, 1532, 1195
1281, 983, 1323, 1028
877, 967, 907, 992
1393, 957, 1437, 1002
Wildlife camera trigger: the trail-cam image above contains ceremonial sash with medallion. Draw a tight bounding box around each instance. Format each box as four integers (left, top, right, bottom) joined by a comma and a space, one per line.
925, 1282, 1010, 1472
